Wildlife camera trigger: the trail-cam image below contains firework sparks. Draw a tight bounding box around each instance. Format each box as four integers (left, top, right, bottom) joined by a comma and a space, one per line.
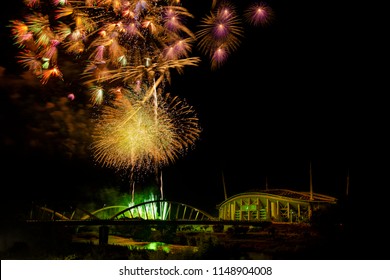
11, 1, 199, 87
244, 2, 274, 27
40, 66, 64, 84
196, 2, 244, 69
9, 0, 273, 186
91, 86, 201, 173
10, 0, 273, 90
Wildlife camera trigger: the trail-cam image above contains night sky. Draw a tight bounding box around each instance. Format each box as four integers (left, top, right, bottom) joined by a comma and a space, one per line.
0, 0, 385, 219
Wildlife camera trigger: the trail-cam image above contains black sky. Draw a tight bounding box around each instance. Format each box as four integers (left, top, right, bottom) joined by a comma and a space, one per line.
0, 0, 385, 216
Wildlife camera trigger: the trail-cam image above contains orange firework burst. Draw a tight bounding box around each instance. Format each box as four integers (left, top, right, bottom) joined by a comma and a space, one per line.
40, 66, 64, 84
91, 85, 201, 173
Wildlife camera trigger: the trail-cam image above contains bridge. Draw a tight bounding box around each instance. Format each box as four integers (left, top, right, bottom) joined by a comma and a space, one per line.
28, 200, 217, 222
26, 200, 272, 244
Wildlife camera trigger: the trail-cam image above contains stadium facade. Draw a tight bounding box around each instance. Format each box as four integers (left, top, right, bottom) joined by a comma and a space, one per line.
217, 189, 337, 223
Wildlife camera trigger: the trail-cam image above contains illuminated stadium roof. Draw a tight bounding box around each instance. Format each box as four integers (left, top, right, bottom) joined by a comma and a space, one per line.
217, 189, 337, 222
248, 189, 337, 203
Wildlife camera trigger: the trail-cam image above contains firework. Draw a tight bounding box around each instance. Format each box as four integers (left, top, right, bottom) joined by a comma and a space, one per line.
91, 85, 201, 173
196, 1, 244, 69
244, 2, 274, 27
10, 0, 273, 88
10, 1, 200, 96
9, 0, 273, 181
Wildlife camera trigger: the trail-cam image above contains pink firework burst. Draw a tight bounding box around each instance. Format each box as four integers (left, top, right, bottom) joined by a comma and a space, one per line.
196, 2, 243, 68
244, 2, 273, 27
163, 38, 192, 60
24, 0, 40, 7
125, 21, 141, 37
52, 0, 68, 5
164, 8, 181, 31
211, 46, 229, 69
213, 3, 242, 39
44, 39, 60, 61
212, 22, 229, 40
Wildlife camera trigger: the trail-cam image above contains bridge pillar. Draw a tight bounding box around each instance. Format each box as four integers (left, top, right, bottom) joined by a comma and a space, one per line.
99, 225, 109, 245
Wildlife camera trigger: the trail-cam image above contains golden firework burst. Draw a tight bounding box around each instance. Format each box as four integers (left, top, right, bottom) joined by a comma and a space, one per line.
91, 85, 201, 173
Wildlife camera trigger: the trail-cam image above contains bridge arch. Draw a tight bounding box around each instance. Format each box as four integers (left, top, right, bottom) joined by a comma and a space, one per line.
80, 206, 129, 220
110, 200, 216, 221
28, 201, 216, 222
31, 206, 71, 220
